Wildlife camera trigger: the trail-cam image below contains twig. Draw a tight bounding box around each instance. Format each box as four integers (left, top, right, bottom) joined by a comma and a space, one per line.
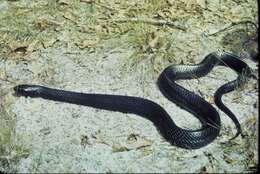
205, 20, 258, 37
110, 17, 187, 31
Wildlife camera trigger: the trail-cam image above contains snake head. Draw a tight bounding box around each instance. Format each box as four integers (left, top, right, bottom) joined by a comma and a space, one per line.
14, 84, 42, 98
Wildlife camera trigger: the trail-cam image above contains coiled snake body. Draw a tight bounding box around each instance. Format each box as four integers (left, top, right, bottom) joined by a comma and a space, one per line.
14, 52, 253, 149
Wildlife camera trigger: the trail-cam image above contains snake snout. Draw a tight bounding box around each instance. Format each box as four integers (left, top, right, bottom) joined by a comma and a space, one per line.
14, 84, 42, 97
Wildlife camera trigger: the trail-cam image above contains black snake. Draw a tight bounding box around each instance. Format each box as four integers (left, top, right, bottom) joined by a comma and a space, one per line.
14, 52, 254, 149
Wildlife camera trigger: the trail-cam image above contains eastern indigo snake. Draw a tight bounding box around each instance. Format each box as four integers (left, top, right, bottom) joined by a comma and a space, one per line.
14, 52, 254, 149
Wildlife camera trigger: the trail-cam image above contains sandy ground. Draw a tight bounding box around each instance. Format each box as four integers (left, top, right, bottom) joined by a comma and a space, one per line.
0, 44, 258, 173
0, 0, 258, 173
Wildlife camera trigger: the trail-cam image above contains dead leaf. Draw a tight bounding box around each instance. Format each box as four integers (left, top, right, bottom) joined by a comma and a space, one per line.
62, 12, 78, 24
156, 9, 172, 19
8, 41, 29, 53
112, 144, 130, 152
148, 32, 160, 49
76, 39, 99, 49
9, 39, 40, 54
223, 154, 236, 164
232, 95, 242, 103
95, 24, 110, 35
111, 134, 153, 153
126, 134, 153, 150
35, 18, 63, 31
42, 38, 58, 48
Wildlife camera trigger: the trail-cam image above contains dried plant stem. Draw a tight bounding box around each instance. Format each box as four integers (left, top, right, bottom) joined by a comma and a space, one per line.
111, 17, 187, 31
206, 20, 258, 37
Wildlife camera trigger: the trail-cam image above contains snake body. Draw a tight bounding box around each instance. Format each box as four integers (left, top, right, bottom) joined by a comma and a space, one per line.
14, 52, 253, 149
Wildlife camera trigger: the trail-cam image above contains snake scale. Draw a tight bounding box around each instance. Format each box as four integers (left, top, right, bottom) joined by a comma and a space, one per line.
14, 52, 253, 149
